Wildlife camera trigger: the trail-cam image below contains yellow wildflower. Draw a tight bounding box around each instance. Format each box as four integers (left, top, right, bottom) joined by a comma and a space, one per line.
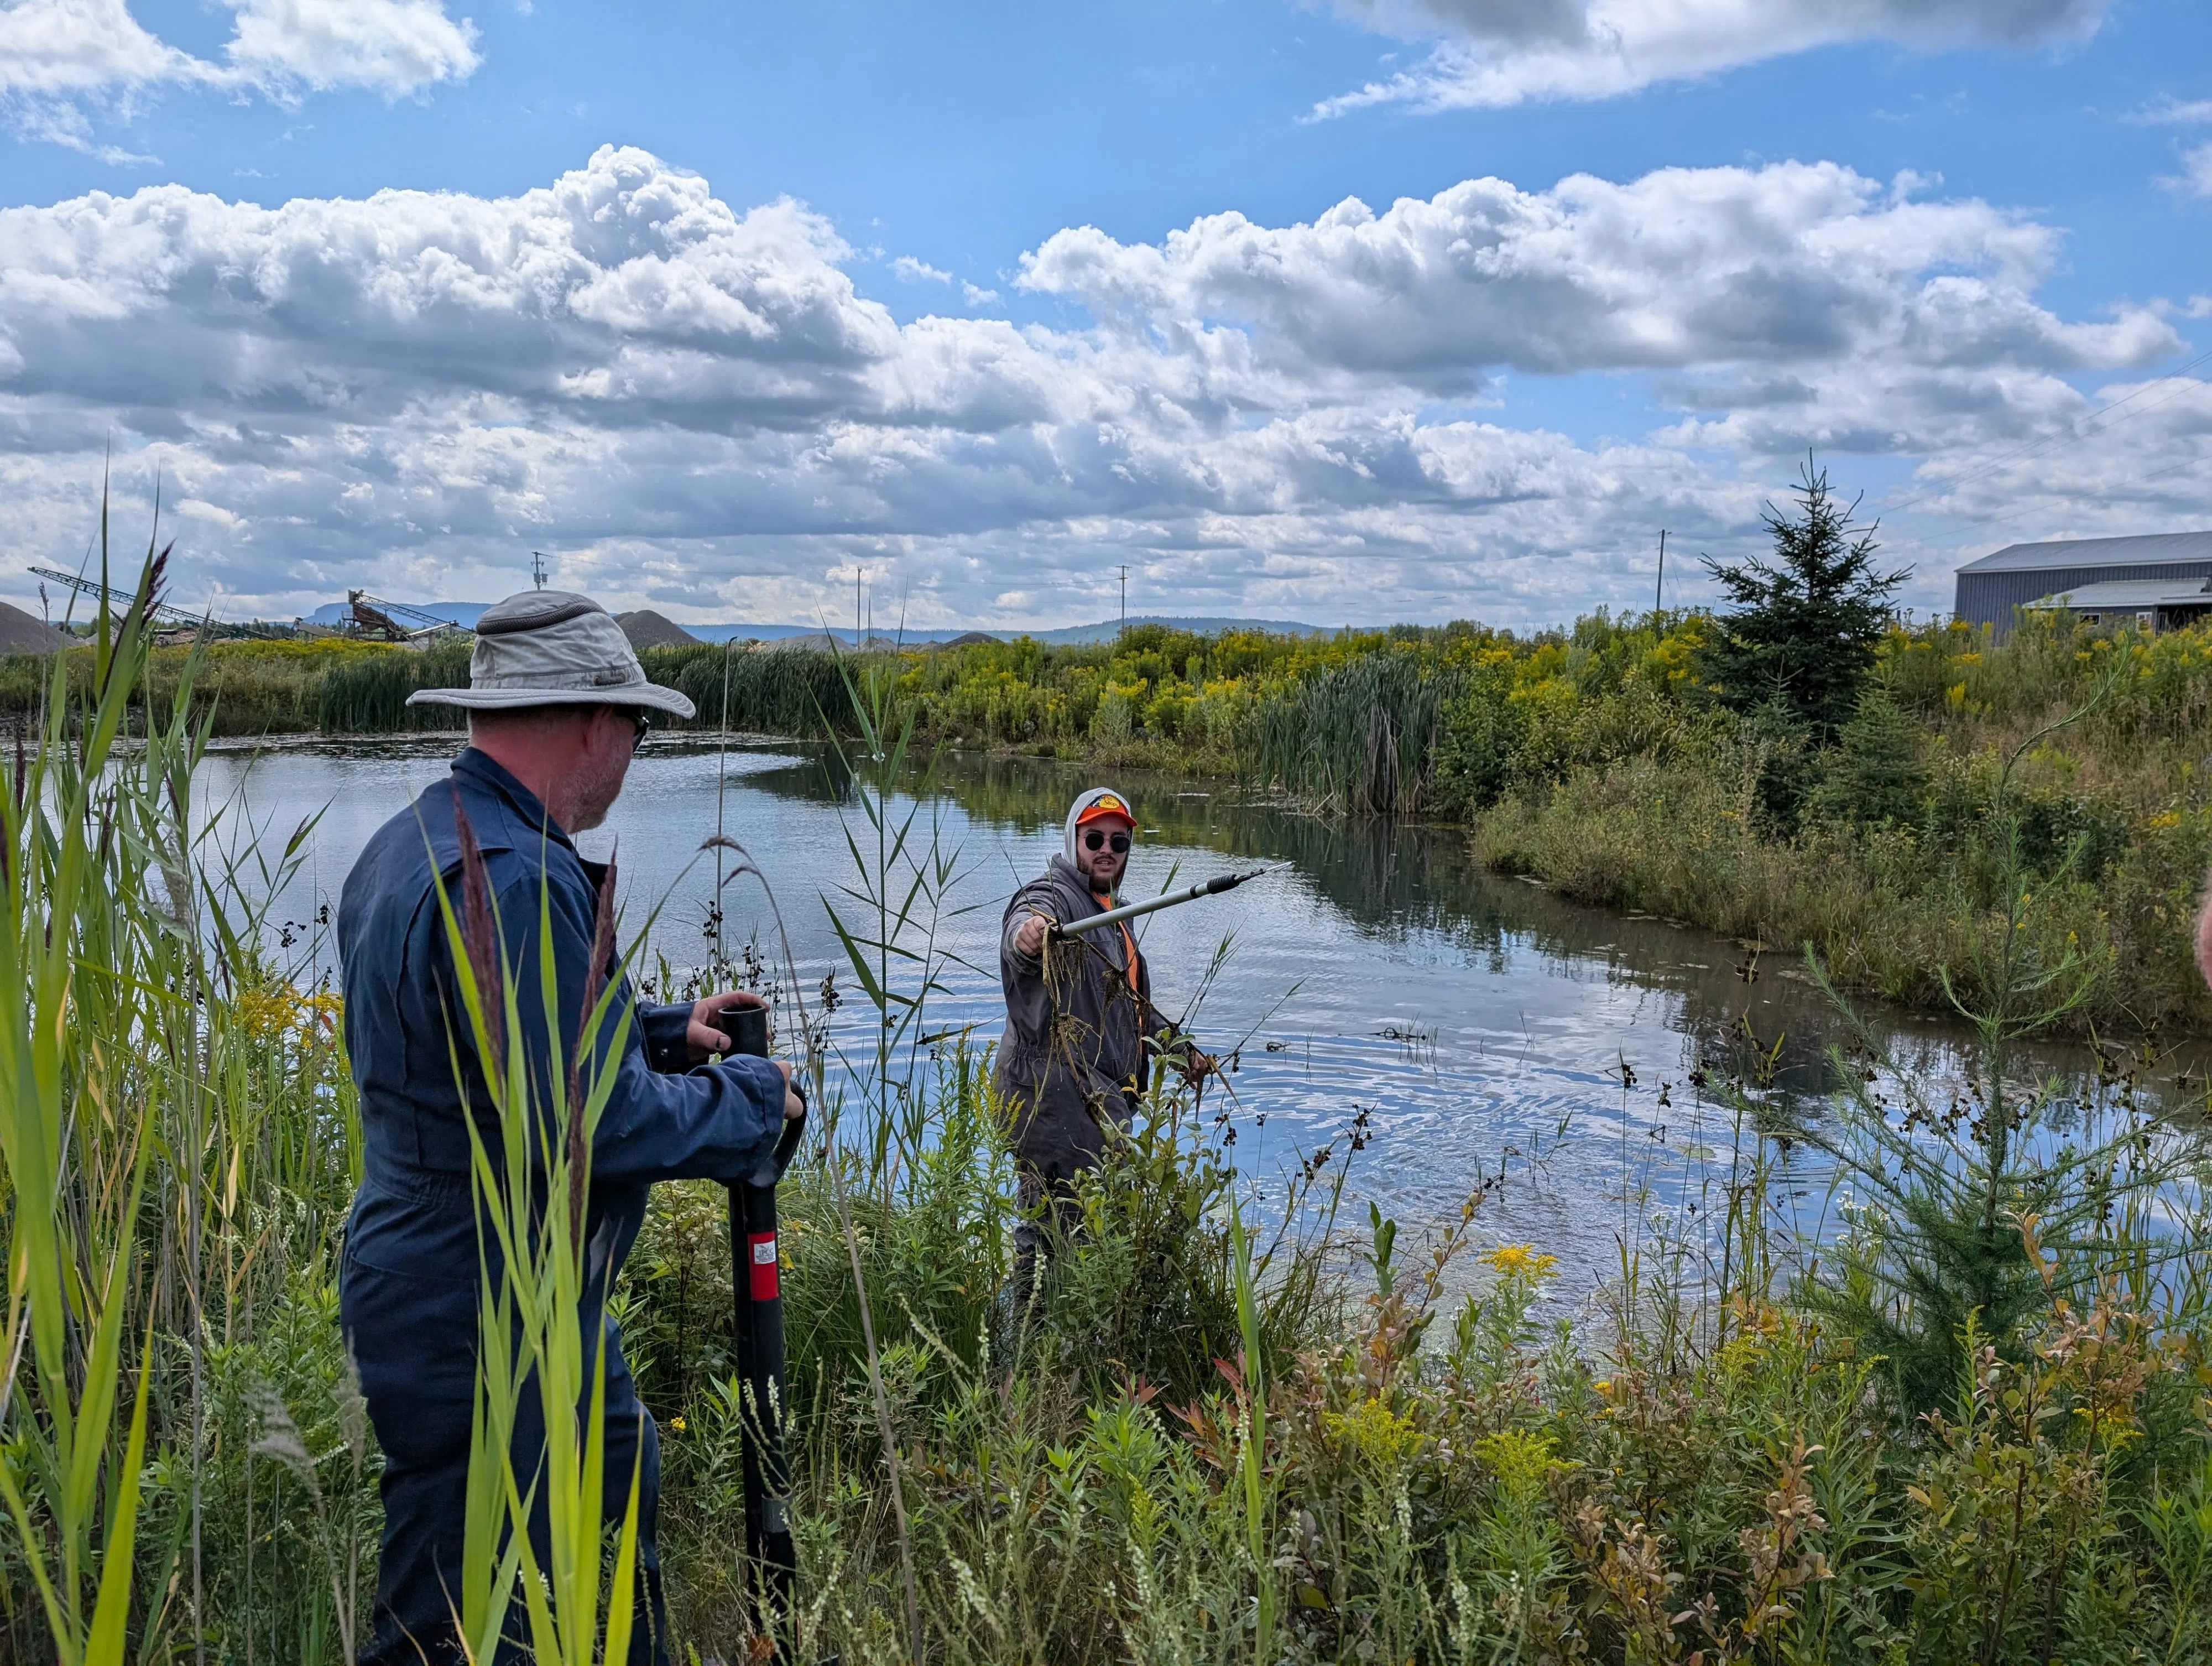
1481, 1243, 1559, 1279
233, 982, 340, 1043
1323, 1396, 1423, 1469
1474, 1429, 1562, 1503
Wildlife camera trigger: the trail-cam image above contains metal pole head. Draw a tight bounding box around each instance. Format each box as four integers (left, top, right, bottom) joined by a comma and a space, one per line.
715, 1004, 771, 1058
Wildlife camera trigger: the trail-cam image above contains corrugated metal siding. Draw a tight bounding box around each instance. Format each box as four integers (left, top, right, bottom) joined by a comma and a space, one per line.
1957, 562, 2212, 636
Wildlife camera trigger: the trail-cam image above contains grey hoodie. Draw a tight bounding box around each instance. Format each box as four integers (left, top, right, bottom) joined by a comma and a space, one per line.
994, 853, 1171, 1180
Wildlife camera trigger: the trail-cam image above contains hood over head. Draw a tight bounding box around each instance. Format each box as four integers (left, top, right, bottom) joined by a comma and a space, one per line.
1063, 786, 1135, 897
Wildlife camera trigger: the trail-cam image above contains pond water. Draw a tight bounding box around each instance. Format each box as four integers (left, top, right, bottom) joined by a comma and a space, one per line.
195, 734, 2209, 1306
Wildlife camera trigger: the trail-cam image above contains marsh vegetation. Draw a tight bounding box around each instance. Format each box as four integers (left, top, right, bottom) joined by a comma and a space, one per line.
9, 470, 2210, 1039
4, 531, 2211, 1664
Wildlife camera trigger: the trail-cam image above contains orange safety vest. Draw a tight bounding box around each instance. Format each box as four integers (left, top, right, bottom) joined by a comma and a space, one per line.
1093, 892, 1140, 994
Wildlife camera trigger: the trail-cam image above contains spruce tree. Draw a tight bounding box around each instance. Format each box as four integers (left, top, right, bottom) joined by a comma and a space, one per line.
1810, 688, 1931, 829
1700, 459, 1910, 742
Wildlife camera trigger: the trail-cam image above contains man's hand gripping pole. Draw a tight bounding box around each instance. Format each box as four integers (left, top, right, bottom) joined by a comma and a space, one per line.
1048, 863, 1283, 941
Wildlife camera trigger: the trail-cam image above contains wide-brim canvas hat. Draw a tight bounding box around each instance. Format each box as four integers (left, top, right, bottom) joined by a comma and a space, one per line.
405, 590, 697, 718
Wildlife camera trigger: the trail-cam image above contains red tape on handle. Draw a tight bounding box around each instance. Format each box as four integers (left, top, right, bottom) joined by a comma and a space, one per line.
748, 1232, 780, 1301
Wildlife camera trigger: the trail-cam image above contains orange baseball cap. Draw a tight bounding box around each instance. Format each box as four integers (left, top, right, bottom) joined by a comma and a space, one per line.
1073, 790, 1134, 827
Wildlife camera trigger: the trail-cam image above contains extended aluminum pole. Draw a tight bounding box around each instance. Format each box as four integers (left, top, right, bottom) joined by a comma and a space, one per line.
1050, 865, 1280, 938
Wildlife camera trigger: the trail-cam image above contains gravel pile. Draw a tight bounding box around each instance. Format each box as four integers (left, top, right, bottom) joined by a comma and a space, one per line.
616, 609, 703, 650
0, 602, 66, 653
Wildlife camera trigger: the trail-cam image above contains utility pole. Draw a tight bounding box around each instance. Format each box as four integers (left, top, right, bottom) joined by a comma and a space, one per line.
1654, 530, 1667, 617
855, 568, 864, 647
530, 550, 550, 591
1119, 564, 1128, 638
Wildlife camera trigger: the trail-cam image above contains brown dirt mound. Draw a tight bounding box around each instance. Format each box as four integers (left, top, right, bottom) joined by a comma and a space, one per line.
617, 609, 703, 650
0, 601, 66, 653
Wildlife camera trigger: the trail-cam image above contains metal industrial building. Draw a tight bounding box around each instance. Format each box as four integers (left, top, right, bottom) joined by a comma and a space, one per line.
1954, 531, 2212, 636
2022, 577, 2212, 634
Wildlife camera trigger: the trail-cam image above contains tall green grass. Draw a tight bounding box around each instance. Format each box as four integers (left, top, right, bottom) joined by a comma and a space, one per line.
313, 640, 472, 732
0, 530, 170, 1665
641, 642, 877, 739
1249, 649, 1455, 815
4, 548, 2211, 1662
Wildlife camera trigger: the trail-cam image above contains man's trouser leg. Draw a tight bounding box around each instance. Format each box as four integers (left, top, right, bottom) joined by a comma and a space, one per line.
1011, 1163, 1087, 1314
345, 1257, 669, 1666
343, 1247, 477, 1666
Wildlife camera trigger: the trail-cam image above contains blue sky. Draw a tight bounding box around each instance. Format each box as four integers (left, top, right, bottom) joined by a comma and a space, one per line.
2, 0, 2208, 628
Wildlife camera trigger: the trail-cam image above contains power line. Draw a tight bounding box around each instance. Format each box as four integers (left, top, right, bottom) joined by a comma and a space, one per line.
1927, 444, 2212, 554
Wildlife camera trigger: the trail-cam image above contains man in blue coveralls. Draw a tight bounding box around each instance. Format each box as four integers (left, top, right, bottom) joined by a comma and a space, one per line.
337, 589, 804, 1665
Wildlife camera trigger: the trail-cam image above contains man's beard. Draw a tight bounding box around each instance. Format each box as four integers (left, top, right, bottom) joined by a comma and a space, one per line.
565, 749, 630, 832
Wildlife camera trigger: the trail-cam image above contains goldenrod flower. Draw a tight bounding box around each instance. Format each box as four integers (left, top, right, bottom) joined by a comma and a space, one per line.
1481, 1243, 1558, 1279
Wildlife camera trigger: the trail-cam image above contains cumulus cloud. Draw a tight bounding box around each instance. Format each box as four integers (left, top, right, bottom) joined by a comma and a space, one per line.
223, 0, 479, 95
1019, 164, 2173, 389
0, 145, 2197, 628
0, 0, 477, 138
0, 0, 194, 95
1318, 0, 2111, 114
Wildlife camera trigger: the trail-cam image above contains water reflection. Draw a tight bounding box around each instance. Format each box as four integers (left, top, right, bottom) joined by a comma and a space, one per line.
733, 743, 2188, 1113
195, 734, 2212, 1305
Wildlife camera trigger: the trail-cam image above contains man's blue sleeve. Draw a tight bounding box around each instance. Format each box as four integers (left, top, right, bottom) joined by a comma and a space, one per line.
493, 859, 789, 1186
638, 1003, 694, 1074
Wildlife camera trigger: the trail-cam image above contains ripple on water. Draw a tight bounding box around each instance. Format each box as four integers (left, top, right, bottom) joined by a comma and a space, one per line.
193, 735, 2212, 1306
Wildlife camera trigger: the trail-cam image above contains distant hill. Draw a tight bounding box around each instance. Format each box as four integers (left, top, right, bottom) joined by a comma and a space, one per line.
1010, 616, 1329, 645
306, 600, 489, 628
684, 615, 1333, 646
757, 631, 910, 652
300, 603, 1334, 645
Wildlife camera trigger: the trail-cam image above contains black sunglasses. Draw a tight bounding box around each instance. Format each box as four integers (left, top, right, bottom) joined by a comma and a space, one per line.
1082, 829, 1132, 853
621, 707, 652, 742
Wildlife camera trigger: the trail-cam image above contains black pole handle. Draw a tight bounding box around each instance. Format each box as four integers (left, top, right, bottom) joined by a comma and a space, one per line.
714, 1003, 800, 1662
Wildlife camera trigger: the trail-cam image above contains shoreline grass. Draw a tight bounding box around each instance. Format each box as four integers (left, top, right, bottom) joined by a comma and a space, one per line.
13, 603, 2205, 1038
4, 584, 2211, 1662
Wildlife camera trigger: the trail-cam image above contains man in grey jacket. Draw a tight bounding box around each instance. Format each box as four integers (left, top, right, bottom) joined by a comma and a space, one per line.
995, 787, 1206, 1290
